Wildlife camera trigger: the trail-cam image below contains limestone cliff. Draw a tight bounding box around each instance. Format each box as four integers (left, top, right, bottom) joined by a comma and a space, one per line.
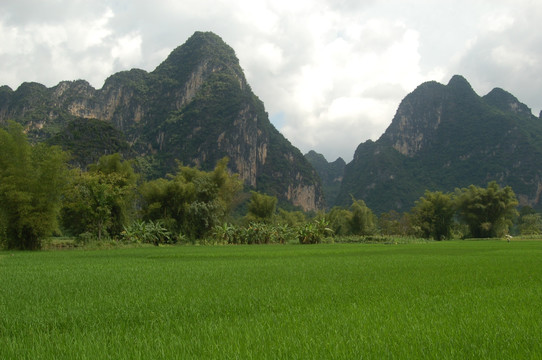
0, 31, 324, 211
338, 75, 542, 213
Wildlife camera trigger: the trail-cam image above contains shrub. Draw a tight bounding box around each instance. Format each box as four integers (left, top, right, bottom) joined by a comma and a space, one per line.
210, 223, 296, 245
298, 218, 333, 244
121, 220, 172, 245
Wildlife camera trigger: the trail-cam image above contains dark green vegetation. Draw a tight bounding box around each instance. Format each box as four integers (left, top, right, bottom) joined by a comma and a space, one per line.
456, 182, 519, 238
1, 119, 537, 250
139, 157, 243, 241
304, 150, 346, 208
2, 30, 542, 214
61, 153, 138, 242
0, 122, 69, 249
47, 118, 131, 169
337, 75, 542, 212
0, 31, 324, 211
2, 242, 542, 359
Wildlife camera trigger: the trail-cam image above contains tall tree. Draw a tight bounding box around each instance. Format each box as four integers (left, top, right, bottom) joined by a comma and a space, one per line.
326, 206, 353, 236
349, 197, 376, 235
411, 191, 455, 240
140, 158, 242, 239
245, 191, 278, 223
0, 122, 69, 249
378, 210, 412, 236
61, 154, 137, 240
456, 181, 518, 238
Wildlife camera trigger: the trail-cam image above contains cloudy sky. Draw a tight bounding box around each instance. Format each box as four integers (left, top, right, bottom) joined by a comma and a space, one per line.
1, 0, 541, 161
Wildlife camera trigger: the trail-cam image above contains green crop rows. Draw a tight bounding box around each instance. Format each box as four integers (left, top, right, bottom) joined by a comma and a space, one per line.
1, 241, 541, 359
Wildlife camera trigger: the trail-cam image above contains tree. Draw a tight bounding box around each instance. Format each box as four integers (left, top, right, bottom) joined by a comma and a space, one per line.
140, 158, 242, 239
0, 122, 69, 249
411, 191, 455, 240
326, 206, 352, 236
61, 154, 137, 240
349, 197, 376, 235
456, 181, 518, 238
518, 214, 542, 235
245, 191, 278, 223
276, 208, 306, 227
378, 210, 411, 236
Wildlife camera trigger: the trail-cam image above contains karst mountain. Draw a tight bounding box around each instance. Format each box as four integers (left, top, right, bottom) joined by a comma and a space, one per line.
0, 31, 324, 211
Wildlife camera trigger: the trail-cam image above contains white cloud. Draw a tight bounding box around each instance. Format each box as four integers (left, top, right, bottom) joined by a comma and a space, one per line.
252, 14, 431, 160
447, 1, 542, 117
111, 33, 143, 69
1, 0, 541, 161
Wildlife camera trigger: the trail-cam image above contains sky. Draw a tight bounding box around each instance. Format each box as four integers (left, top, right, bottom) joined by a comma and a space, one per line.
1, 0, 541, 162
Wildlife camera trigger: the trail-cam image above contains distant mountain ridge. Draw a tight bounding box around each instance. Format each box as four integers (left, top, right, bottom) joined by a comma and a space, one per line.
304, 151, 345, 208
2, 33, 541, 214
336, 75, 542, 213
0, 31, 324, 211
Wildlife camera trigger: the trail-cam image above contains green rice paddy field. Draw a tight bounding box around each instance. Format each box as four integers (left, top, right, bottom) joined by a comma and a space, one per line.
1, 241, 541, 359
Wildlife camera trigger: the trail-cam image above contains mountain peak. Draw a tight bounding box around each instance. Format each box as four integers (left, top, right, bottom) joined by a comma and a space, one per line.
339, 74, 542, 213
446, 74, 476, 95
0, 31, 325, 211
483, 87, 533, 117
305, 150, 328, 163
305, 150, 345, 208
153, 31, 240, 80
380, 79, 447, 157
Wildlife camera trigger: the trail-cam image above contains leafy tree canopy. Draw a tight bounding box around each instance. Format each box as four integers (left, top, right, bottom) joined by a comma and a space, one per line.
140, 157, 242, 239
245, 191, 278, 224
456, 181, 518, 238
61, 154, 137, 240
411, 190, 455, 240
349, 197, 376, 236
0, 121, 69, 249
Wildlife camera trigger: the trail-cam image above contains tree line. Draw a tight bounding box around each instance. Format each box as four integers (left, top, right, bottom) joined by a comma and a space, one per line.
1, 122, 540, 250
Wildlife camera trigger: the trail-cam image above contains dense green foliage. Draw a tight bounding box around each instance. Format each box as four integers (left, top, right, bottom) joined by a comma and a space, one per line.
245, 191, 278, 223
456, 181, 518, 238
411, 190, 455, 240
0, 122, 69, 249
518, 213, 542, 235
0, 31, 324, 209
47, 118, 131, 168
121, 220, 173, 245
338, 75, 542, 213
139, 157, 242, 240
61, 154, 137, 241
297, 218, 333, 244
304, 150, 345, 207
517, 207, 542, 235
326, 197, 376, 237
378, 210, 412, 236
0, 122, 531, 250
210, 222, 293, 245
349, 198, 377, 235
2, 242, 542, 358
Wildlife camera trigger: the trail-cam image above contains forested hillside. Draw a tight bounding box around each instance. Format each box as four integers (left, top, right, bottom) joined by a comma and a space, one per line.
0, 32, 324, 211
337, 75, 542, 213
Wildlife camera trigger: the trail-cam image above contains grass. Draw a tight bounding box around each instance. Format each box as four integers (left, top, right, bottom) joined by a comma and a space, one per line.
1, 241, 541, 359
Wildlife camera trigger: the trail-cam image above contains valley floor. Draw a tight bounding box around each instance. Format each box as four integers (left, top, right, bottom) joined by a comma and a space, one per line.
1, 241, 541, 359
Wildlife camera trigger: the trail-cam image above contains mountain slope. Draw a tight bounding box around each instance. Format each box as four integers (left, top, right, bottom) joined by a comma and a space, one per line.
338, 75, 542, 213
304, 150, 345, 208
0, 31, 324, 211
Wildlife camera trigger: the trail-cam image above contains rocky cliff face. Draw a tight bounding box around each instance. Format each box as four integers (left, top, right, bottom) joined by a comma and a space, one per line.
338, 75, 542, 213
381, 81, 447, 157
0, 31, 324, 211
